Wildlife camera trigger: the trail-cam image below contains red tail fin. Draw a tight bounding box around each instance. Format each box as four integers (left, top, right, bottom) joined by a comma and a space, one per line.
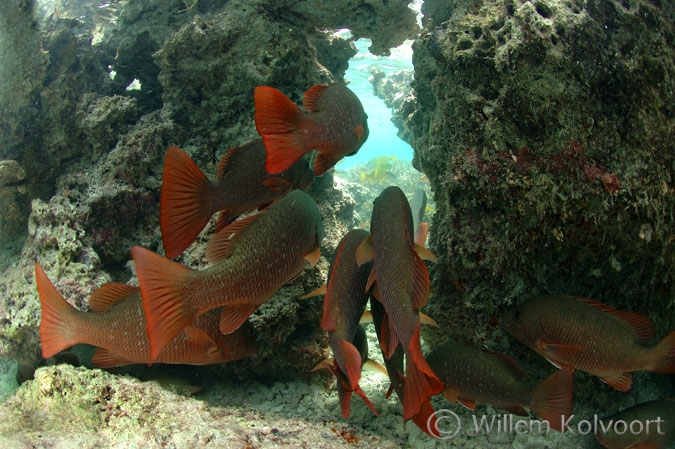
130, 246, 194, 359
337, 382, 354, 419
403, 323, 444, 420
35, 262, 80, 358
254, 86, 308, 174
652, 331, 675, 373
337, 339, 363, 390
531, 367, 574, 432
353, 384, 380, 417
411, 399, 440, 438
160, 146, 217, 258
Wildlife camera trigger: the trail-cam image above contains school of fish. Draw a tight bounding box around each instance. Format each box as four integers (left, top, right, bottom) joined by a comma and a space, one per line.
34, 83, 675, 445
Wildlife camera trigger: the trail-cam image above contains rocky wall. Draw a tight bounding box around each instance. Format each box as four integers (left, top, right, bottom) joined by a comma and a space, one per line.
0, 0, 419, 385
409, 0, 675, 403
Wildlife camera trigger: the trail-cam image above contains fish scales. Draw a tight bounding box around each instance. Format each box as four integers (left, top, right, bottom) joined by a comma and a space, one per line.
133, 190, 323, 358
370, 187, 425, 349
596, 398, 675, 449
366, 186, 443, 422
427, 341, 533, 407
160, 140, 314, 258
36, 263, 257, 367
426, 340, 573, 432
502, 295, 675, 390
255, 83, 368, 176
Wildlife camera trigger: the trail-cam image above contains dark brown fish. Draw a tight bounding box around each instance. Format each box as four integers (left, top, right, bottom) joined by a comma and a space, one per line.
35, 262, 258, 367
315, 229, 377, 418
502, 295, 675, 391
314, 325, 382, 419
595, 398, 675, 449
322, 230, 372, 384
356, 186, 442, 422
132, 190, 323, 359
426, 340, 574, 432
254, 84, 369, 176
369, 297, 439, 438
160, 140, 315, 258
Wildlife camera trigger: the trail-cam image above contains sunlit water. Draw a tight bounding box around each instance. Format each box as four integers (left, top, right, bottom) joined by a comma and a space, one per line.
337, 38, 415, 170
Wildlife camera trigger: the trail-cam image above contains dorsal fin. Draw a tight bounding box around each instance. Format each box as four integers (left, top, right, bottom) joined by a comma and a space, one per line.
215, 209, 239, 232
88, 283, 139, 312
303, 84, 329, 113
321, 232, 353, 330
205, 213, 261, 264
216, 145, 241, 180
410, 249, 431, 310
571, 296, 655, 343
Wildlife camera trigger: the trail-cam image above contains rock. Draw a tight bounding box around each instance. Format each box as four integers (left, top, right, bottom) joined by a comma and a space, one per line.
369, 67, 415, 141
0, 364, 402, 448
0, 0, 418, 386
408, 0, 675, 405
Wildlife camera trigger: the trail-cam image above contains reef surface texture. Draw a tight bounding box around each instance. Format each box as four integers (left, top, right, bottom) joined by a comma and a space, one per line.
410, 0, 675, 348
0, 0, 673, 447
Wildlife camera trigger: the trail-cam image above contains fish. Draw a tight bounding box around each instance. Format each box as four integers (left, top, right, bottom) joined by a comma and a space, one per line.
410, 189, 429, 247
254, 83, 369, 176
132, 190, 323, 359
595, 398, 675, 449
313, 325, 384, 419
160, 140, 315, 258
369, 297, 440, 438
356, 186, 442, 422
425, 340, 574, 432
501, 295, 675, 391
35, 262, 258, 367
313, 229, 379, 418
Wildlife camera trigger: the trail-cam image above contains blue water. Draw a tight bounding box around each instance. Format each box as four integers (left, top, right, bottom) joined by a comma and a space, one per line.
336, 38, 414, 170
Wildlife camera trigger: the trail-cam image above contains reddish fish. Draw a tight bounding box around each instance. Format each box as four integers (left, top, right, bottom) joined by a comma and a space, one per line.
314, 325, 383, 419
35, 262, 258, 367
595, 398, 675, 449
132, 190, 323, 359
369, 297, 439, 438
356, 186, 443, 422
254, 83, 369, 176
315, 229, 378, 418
410, 189, 429, 247
502, 295, 675, 391
160, 140, 315, 258
426, 340, 574, 432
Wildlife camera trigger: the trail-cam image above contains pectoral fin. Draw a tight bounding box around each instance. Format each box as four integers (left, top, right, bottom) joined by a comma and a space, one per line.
304, 247, 321, 265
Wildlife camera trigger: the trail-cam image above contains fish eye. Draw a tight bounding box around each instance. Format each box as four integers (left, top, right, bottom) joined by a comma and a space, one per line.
513, 310, 521, 320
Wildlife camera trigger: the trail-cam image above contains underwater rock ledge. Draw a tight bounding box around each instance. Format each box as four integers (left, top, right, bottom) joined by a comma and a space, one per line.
408, 0, 675, 410
0, 0, 419, 384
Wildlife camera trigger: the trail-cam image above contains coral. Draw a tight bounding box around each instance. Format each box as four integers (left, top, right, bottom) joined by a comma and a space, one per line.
0, 364, 411, 448
337, 157, 433, 231
408, 0, 675, 409
369, 68, 415, 141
